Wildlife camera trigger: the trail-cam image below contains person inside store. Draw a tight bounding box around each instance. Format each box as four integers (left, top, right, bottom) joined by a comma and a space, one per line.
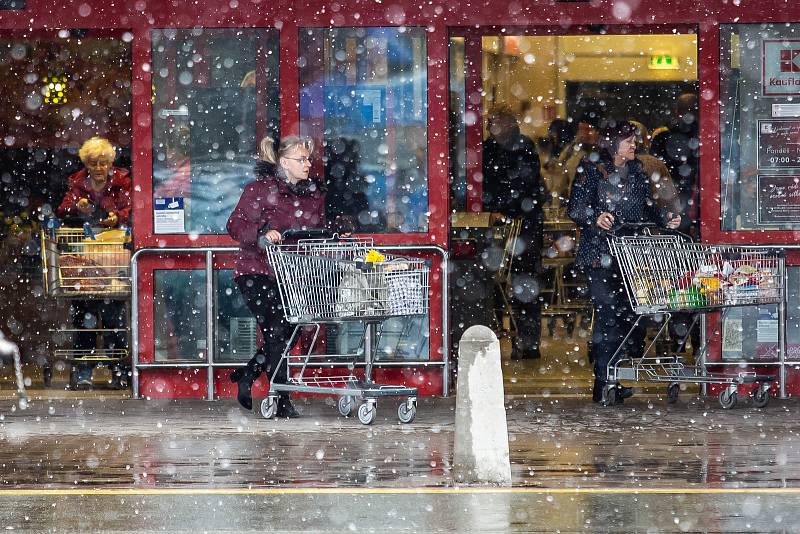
555, 106, 602, 205
650, 92, 699, 234
482, 106, 547, 359
567, 121, 681, 405
226, 135, 326, 417
57, 136, 131, 389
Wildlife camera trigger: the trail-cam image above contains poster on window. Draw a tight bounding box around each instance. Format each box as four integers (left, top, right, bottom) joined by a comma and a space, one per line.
763, 40, 800, 96
757, 120, 800, 169
757, 175, 800, 224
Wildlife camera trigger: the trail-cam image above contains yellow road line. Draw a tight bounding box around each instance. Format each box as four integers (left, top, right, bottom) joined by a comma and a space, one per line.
1, 487, 800, 496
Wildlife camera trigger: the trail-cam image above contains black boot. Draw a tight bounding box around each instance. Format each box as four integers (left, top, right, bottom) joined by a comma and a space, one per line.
230, 350, 266, 383
592, 378, 605, 403
236, 368, 258, 411
615, 385, 634, 404
276, 396, 300, 418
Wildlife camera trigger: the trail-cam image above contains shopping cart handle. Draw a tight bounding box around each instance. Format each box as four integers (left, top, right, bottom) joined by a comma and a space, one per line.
280, 228, 335, 241
604, 222, 692, 241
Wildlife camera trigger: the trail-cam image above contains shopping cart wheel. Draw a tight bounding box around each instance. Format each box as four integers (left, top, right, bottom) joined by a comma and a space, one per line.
752, 387, 770, 409
397, 400, 416, 424
667, 383, 679, 404
718, 388, 737, 409
337, 395, 354, 417
357, 401, 377, 425
260, 397, 277, 419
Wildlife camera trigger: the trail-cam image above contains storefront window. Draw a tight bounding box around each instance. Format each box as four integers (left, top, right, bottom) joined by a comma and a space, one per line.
215, 269, 256, 363
154, 268, 262, 362
154, 270, 207, 361
298, 27, 428, 233
722, 267, 800, 361
721, 24, 800, 230
151, 28, 279, 235
449, 37, 467, 212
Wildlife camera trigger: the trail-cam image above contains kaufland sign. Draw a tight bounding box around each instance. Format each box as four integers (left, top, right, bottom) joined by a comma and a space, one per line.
764, 40, 800, 96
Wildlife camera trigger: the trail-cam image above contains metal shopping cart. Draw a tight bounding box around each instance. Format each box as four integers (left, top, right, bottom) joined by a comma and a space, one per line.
603, 225, 783, 409
260, 230, 429, 425
40, 223, 131, 388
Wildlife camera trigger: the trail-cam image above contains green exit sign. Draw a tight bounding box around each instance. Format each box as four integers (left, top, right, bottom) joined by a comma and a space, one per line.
649, 54, 680, 70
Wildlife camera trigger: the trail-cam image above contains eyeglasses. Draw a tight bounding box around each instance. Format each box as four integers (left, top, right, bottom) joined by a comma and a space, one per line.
283, 156, 311, 164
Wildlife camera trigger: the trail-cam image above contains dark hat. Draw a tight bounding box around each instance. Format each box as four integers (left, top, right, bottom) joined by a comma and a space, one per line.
599, 120, 636, 156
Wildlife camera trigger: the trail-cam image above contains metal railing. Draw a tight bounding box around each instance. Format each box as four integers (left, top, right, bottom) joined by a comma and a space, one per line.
130, 245, 449, 400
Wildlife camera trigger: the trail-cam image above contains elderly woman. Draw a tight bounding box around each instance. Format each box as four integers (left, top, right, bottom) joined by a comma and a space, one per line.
568, 121, 681, 406
57, 137, 131, 389
59, 137, 131, 228
227, 136, 326, 417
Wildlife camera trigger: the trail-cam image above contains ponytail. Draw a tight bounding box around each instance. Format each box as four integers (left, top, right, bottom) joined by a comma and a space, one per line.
258, 135, 314, 164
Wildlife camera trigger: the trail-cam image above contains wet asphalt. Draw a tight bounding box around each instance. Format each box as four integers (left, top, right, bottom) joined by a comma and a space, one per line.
1, 394, 800, 532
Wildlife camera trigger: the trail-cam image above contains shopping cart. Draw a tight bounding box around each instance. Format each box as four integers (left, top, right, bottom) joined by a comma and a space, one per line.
603, 225, 783, 409
40, 223, 131, 388
259, 230, 429, 425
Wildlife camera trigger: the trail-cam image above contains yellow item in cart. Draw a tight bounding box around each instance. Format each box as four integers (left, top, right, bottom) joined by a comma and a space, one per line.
365, 249, 385, 263
699, 277, 721, 292
80, 229, 130, 267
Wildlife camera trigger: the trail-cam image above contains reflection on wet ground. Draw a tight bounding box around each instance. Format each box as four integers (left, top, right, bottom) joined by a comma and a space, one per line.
3, 395, 800, 531
0, 395, 799, 490
2, 490, 800, 532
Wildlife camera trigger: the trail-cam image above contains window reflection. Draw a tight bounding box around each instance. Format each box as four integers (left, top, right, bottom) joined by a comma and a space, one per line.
151, 28, 279, 234
299, 27, 428, 233
722, 267, 800, 361
154, 270, 206, 361
721, 24, 800, 231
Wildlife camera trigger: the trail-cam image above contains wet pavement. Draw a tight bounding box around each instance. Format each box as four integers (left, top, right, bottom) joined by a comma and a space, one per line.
2, 394, 800, 531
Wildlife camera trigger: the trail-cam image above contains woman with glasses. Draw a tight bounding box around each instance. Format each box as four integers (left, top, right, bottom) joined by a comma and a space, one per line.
226, 136, 325, 417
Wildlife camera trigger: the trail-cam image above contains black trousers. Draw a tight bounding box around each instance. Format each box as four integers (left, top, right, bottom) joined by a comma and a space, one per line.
585, 266, 643, 382
235, 274, 293, 385
509, 219, 543, 356
70, 299, 127, 363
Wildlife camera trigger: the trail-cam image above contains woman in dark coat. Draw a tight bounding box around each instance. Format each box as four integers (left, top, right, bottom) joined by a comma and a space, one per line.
227, 136, 325, 416
568, 121, 681, 405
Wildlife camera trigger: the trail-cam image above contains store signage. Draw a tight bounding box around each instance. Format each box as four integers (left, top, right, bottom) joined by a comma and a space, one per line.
757, 119, 800, 169
757, 175, 800, 224
763, 40, 800, 96
154, 197, 185, 233
772, 103, 800, 117
648, 54, 679, 70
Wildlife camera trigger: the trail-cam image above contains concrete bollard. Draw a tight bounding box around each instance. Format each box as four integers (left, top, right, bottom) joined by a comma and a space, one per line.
453, 325, 512, 485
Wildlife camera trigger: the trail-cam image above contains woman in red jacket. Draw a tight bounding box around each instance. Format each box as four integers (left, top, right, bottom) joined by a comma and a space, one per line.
227, 136, 325, 416
57, 137, 131, 389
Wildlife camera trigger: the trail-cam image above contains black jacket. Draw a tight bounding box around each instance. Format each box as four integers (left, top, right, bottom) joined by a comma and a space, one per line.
482, 134, 545, 220
568, 156, 669, 271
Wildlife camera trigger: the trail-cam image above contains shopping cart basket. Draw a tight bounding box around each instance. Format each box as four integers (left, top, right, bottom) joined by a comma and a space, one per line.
603, 225, 783, 408
259, 230, 430, 425
41, 225, 131, 298
40, 223, 131, 388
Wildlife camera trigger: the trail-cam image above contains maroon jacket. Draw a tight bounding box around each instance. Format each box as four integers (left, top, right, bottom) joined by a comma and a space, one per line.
227, 161, 326, 278
58, 167, 132, 226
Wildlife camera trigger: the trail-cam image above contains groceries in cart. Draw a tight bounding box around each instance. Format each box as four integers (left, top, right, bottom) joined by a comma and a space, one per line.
41, 223, 132, 297
336, 248, 427, 318
628, 253, 779, 311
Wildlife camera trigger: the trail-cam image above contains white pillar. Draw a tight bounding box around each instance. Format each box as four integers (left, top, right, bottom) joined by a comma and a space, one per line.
453, 325, 512, 485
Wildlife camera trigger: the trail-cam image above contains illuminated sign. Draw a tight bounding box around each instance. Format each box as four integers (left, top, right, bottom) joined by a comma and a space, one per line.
648, 54, 679, 70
